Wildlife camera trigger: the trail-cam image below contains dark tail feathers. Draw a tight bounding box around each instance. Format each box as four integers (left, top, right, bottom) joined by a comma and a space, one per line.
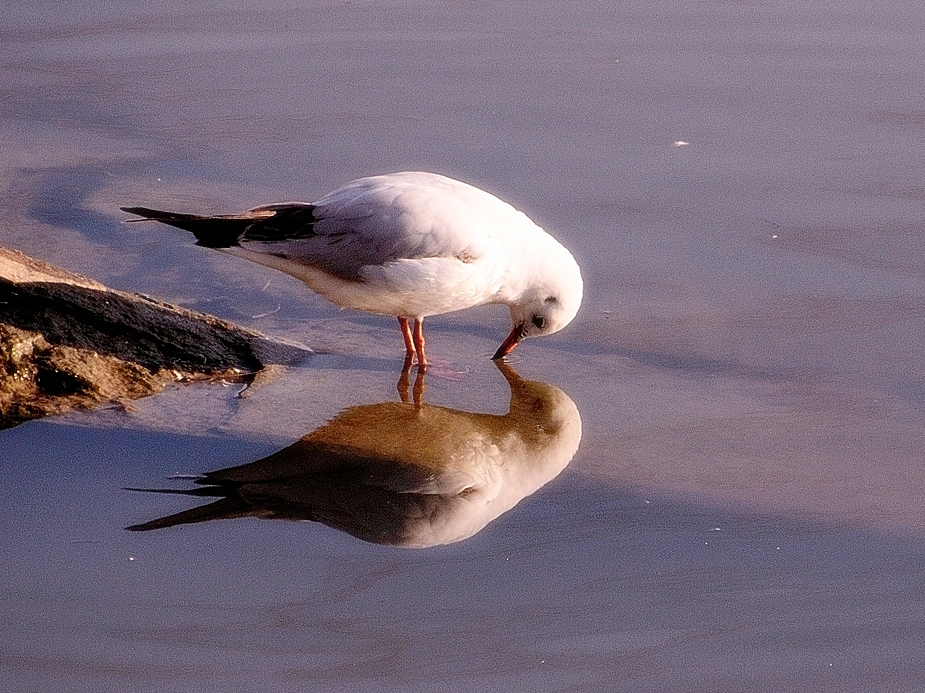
121, 203, 317, 247
120, 206, 249, 248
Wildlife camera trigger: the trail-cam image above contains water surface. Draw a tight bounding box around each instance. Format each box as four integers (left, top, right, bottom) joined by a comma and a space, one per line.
3, 2, 925, 690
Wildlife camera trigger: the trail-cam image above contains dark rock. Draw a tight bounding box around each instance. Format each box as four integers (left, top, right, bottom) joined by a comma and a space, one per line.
0, 246, 310, 428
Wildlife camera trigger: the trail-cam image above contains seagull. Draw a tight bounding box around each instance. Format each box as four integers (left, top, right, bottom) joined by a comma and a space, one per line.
121, 171, 583, 368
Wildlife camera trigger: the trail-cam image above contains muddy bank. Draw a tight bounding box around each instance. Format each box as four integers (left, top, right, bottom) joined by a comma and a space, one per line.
0, 246, 310, 428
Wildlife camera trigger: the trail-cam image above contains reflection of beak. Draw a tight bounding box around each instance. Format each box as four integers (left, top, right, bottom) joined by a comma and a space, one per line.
492, 322, 526, 360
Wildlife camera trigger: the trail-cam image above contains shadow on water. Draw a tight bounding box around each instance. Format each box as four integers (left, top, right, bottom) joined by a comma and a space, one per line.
8, 158, 231, 293
13, 155, 213, 243
26, 164, 118, 238
126, 362, 582, 547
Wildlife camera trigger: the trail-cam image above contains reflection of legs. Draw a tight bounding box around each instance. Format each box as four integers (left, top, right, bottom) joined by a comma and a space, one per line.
397, 352, 413, 402
397, 356, 425, 407
397, 316, 427, 371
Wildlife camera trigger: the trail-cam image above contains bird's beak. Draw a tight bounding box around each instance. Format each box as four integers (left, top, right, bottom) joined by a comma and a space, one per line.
492, 322, 526, 360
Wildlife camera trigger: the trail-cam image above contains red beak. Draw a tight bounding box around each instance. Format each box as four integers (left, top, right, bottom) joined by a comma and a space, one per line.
492, 323, 526, 360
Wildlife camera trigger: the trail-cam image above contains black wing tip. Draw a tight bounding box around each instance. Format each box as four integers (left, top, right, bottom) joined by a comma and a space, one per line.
120, 206, 162, 216
119, 202, 317, 245
118, 206, 243, 247
125, 522, 156, 532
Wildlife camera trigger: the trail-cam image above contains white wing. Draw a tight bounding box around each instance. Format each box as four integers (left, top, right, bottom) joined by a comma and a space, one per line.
241, 172, 525, 281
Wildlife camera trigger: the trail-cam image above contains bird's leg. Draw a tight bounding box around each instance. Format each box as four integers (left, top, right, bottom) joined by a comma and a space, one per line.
412, 318, 427, 371
398, 317, 427, 370
398, 317, 415, 359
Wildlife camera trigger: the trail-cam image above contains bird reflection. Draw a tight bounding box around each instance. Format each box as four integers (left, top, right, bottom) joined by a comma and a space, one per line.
127, 362, 582, 548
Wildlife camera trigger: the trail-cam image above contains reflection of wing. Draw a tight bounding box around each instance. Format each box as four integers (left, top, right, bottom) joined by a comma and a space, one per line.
206, 403, 505, 498
128, 363, 582, 548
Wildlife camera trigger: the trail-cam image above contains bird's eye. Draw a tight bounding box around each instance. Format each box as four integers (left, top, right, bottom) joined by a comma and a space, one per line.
532, 315, 547, 329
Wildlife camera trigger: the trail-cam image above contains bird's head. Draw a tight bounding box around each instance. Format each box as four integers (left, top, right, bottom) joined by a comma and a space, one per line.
493, 249, 583, 360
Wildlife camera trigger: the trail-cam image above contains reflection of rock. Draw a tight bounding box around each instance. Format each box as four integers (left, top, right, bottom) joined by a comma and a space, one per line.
0, 246, 310, 428
128, 363, 582, 548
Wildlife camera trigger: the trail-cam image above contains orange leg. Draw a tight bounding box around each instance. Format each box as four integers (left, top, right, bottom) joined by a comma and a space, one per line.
398, 317, 415, 358
412, 318, 427, 371
397, 316, 427, 370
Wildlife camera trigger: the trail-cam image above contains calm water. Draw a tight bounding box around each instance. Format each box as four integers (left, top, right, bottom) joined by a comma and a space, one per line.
3, 2, 925, 691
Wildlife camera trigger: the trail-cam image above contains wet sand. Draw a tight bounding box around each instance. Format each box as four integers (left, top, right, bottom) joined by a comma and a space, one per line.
3, 1, 925, 690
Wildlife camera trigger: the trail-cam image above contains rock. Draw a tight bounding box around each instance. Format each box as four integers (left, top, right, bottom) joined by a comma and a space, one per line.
0, 246, 311, 428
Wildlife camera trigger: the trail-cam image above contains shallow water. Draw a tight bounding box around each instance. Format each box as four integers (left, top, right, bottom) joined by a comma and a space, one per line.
3, 2, 925, 690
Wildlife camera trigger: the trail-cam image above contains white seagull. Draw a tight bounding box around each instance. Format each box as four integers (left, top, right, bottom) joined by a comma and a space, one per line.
122, 171, 583, 368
